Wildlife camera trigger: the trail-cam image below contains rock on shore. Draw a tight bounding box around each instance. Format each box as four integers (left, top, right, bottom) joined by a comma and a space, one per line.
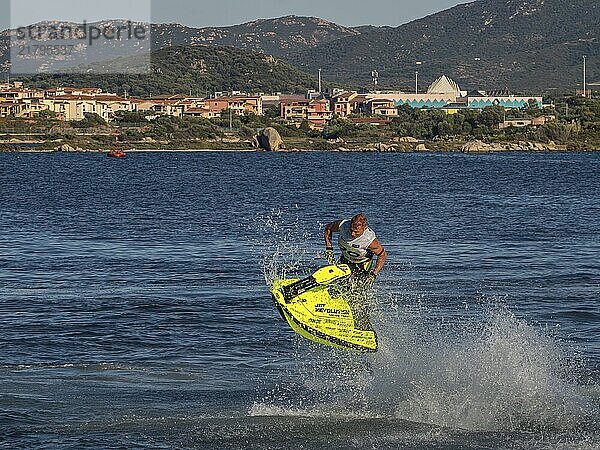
461, 140, 561, 152
254, 127, 284, 151
55, 143, 85, 152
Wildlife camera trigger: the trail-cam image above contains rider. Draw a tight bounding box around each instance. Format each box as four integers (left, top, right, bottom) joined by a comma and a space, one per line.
323, 213, 387, 285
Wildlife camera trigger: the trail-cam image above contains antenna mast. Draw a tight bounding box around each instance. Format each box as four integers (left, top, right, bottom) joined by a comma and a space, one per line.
371, 70, 379, 91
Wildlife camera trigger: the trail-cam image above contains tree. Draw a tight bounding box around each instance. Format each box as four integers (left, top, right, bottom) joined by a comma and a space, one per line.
38, 109, 58, 119
434, 119, 453, 137
113, 111, 151, 125
478, 106, 504, 128
70, 113, 106, 128
263, 105, 280, 120
322, 118, 358, 140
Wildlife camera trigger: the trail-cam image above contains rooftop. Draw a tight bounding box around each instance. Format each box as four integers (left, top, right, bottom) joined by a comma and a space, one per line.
427, 75, 461, 95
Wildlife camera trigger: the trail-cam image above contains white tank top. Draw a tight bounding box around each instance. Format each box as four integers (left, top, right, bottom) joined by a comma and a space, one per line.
338, 220, 377, 263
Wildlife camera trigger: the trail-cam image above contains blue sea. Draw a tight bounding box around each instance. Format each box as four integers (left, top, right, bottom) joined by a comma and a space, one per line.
1, 151, 599, 449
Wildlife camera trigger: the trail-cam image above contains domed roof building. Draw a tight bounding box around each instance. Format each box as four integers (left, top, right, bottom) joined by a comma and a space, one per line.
334, 74, 542, 113
427, 75, 463, 96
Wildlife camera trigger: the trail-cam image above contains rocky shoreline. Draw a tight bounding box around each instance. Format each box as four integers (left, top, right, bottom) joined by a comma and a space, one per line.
0, 133, 590, 154
0, 142, 591, 153
282, 139, 573, 153
459, 140, 566, 152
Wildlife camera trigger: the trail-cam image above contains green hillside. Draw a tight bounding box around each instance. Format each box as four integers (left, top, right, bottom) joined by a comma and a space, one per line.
287, 0, 600, 93
21, 45, 319, 96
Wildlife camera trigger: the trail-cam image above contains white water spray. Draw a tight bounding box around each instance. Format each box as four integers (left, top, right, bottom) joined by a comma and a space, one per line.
371, 301, 596, 431
251, 210, 599, 434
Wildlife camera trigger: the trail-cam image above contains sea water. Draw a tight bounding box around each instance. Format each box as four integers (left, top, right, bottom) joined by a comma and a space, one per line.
1, 152, 599, 448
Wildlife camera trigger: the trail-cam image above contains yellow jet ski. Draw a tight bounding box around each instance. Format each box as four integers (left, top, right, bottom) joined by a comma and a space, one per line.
271, 265, 378, 353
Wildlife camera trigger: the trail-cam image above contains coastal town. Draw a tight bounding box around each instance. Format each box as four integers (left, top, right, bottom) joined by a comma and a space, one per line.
0, 74, 597, 152
1, 75, 547, 128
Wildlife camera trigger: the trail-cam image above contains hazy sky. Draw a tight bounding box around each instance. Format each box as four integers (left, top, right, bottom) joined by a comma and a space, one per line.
4, 0, 467, 29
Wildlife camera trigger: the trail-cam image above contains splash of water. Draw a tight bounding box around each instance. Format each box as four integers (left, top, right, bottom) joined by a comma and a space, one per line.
371, 302, 597, 432
249, 208, 321, 285
250, 210, 599, 434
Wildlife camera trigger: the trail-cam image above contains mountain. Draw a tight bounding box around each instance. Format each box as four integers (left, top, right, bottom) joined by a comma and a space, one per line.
0, 20, 154, 75
151, 15, 361, 57
286, 0, 599, 92
3, 3, 598, 93
23, 45, 319, 97
0, 16, 362, 75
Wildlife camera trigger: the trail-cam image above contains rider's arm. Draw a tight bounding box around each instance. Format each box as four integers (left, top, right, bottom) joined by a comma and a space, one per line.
324, 220, 343, 248
368, 239, 387, 276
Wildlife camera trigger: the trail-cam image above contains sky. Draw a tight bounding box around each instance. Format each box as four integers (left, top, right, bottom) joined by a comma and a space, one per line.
3, 0, 467, 29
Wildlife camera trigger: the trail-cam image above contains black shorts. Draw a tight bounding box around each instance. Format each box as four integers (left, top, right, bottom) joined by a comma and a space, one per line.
339, 256, 373, 275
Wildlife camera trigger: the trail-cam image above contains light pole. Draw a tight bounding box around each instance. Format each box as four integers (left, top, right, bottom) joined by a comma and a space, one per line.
415, 61, 422, 94
415, 71, 419, 94
318, 68, 322, 94
583, 55, 587, 98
